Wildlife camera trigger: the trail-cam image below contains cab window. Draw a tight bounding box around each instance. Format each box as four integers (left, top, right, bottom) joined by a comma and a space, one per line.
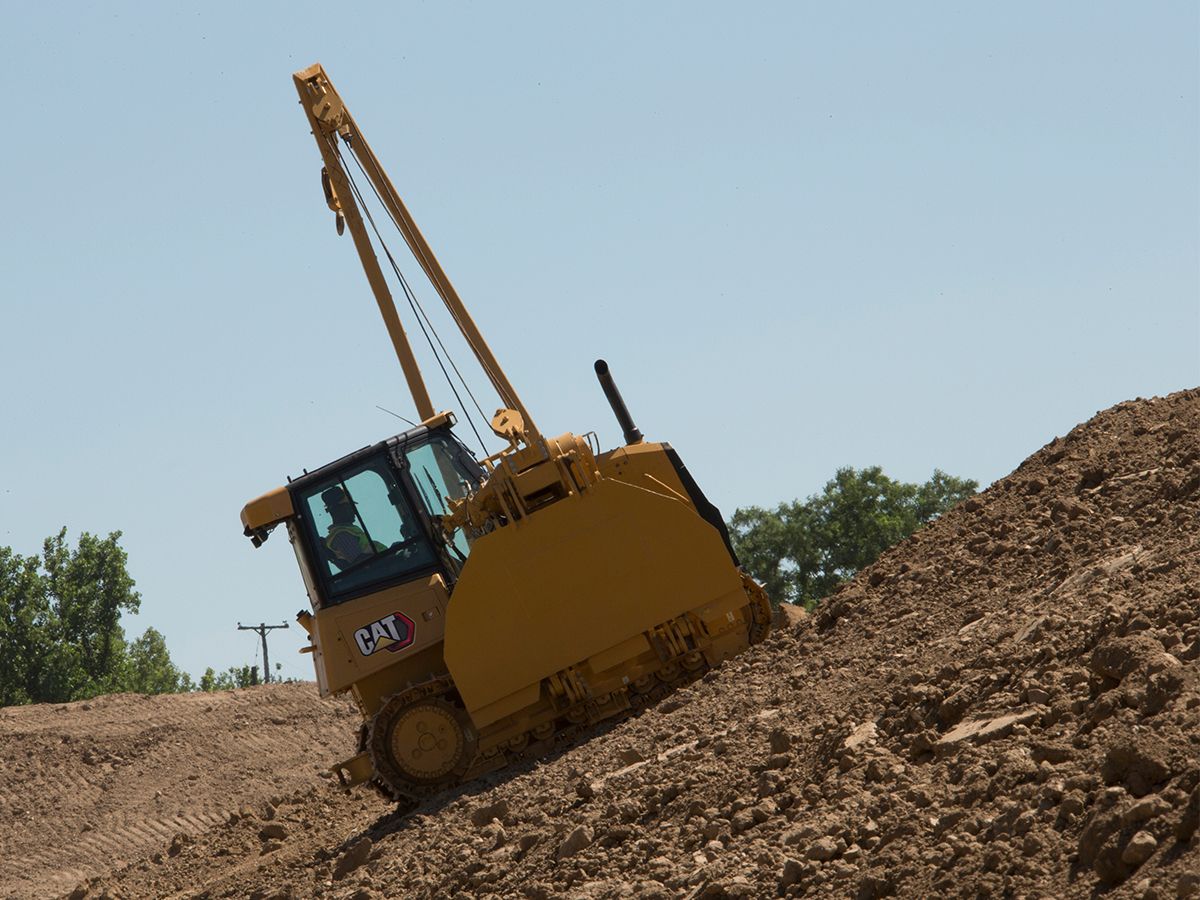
403, 433, 482, 561
299, 456, 436, 604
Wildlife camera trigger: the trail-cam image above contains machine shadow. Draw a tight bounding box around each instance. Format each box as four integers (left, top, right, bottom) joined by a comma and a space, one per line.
349, 714, 632, 846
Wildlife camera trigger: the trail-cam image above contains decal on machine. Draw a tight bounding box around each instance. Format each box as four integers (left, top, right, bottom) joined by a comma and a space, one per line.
353, 611, 415, 657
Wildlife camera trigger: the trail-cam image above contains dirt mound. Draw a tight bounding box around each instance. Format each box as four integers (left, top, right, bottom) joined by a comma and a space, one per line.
9, 388, 1199, 899
0, 683, 359, 899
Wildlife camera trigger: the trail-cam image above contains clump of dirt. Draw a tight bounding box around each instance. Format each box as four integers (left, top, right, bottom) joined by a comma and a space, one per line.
9, 388, 1199, 900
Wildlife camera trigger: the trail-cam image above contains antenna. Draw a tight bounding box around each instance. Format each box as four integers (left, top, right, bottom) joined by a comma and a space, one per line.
375, 404, 418, 427
236, 622, 290, 683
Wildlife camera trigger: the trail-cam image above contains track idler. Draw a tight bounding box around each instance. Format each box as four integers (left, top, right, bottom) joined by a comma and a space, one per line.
743, 573, 772, 645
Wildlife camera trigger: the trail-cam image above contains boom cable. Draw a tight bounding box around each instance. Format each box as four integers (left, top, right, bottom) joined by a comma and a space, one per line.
333, 140, 491, 456
338, 139, 499, 428
347, 138, 508, 409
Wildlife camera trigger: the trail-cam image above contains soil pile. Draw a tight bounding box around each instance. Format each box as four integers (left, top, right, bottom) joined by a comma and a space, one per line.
5, 388, 1197, 899
0, 684, 359, 899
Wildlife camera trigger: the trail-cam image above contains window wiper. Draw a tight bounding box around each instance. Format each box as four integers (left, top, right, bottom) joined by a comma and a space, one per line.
411, 466, 437, 513
421, 466, 446, 513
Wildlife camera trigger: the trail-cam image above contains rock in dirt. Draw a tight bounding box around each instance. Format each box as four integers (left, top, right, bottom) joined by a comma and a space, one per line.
470, 798, 509, 827
769, 727, 792, 753
1122, 795, 1172, 825
807, 836, 839, 862
333, 838, 373, 880
1102, 740, 1173, 796
1122, 830, 1157, 866
556, 825, 593, 859
168, 833, 189, 857
1177, 872, 1200, 899
574, 778, 596, 800
517, 832, 542, 854
779, 858, 803, 889
843, 721, 877, 750
1177, 786, 1200, 843
936, 709, 1039, 749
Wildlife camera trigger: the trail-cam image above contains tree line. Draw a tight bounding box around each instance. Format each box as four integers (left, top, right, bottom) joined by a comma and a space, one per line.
0, 529, 267, 707
729, 466, 977, 609
0, 464, 976, 706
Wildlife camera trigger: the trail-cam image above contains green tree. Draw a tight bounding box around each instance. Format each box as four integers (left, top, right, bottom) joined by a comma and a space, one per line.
125, 627, 192, 694
730, 467, 977, 610
199, 667, 219, 692
0, 546, 51, 706
198, 664, 260, 691
40, 528, 140, 699
0, 530, 191, 705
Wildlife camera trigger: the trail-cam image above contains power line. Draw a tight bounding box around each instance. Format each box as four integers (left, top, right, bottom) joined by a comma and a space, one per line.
236, 622, 289, 684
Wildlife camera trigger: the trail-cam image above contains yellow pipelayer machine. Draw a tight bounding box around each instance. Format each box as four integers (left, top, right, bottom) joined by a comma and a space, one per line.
240, 64, 771, 802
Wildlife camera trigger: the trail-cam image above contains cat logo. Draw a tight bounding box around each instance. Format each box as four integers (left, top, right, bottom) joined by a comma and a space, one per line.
353, 611, 415, 657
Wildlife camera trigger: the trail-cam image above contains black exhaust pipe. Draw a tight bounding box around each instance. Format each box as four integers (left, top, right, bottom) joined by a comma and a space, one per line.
594, 359, 643, 445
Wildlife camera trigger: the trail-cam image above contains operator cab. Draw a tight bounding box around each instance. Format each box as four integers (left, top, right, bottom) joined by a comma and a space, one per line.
286, 421, 484, 609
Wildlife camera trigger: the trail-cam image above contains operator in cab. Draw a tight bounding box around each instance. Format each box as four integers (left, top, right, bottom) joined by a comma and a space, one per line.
322, 486, 385, 570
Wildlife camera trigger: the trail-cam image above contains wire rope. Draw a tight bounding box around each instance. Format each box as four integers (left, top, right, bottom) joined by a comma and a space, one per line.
339, 139, 498, 429
333, 139, 491, 456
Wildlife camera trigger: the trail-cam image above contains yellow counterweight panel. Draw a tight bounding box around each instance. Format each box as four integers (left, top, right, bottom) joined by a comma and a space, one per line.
314, 573, 449, 697
443, 478, 744, 728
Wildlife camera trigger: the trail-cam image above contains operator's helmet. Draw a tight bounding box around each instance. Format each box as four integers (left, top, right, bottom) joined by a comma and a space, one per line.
321, 485, 352, 511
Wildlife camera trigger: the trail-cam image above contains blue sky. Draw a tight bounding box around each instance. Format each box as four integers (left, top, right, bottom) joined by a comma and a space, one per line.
1, 3, 1196, 682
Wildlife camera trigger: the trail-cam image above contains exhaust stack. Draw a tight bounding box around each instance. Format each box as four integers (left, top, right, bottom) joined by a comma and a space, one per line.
594, 359, 643, 445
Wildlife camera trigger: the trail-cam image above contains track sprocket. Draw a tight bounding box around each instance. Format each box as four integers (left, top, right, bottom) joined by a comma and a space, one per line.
366, 677, 477, 802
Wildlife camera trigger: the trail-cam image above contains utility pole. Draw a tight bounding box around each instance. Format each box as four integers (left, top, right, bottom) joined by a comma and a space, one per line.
237, 621, 289, 684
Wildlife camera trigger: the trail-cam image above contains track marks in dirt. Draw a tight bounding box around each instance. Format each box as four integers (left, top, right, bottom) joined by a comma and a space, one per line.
0, 683, 359, 899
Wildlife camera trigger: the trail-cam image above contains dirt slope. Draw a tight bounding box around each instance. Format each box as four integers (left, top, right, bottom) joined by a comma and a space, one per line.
6, 388, 1198, 900
0, 684, 360, 899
